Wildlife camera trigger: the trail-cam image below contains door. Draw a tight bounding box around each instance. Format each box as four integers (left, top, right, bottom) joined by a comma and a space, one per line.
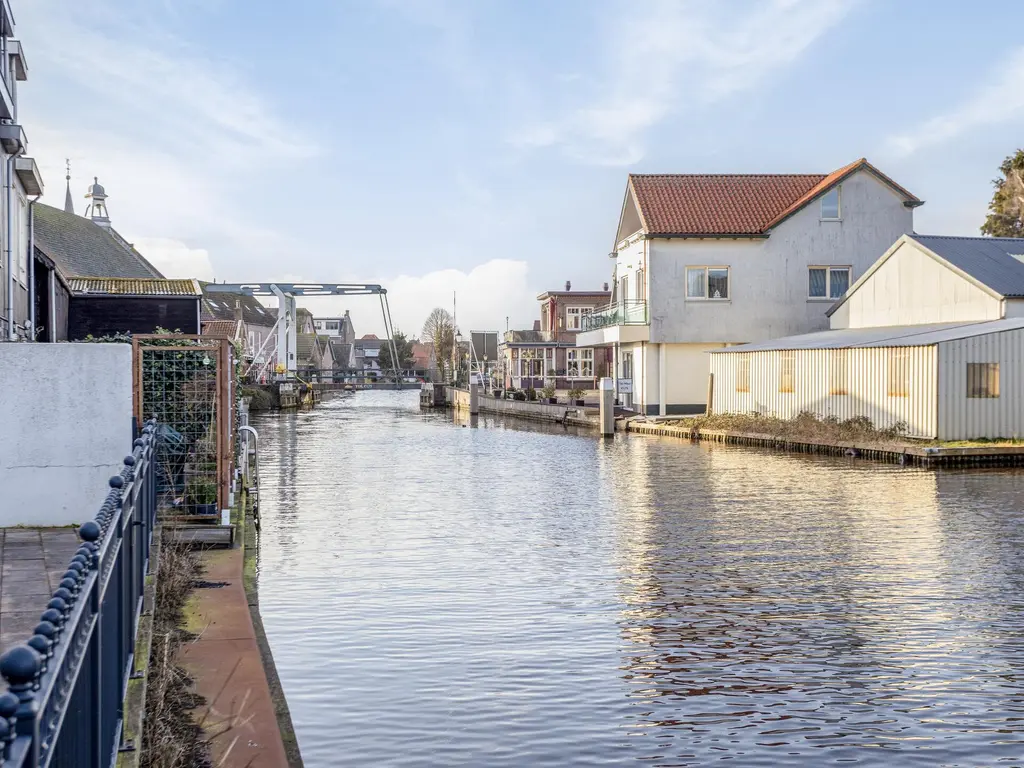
620, 351, 633, 409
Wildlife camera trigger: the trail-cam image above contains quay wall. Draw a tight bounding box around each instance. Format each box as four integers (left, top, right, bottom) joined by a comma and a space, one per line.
446, 387, 597, 428
0, 343, 132, 526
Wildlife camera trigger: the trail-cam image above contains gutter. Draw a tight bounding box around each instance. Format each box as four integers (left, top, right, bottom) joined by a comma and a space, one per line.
4, 147, 24, 340
27, 192, 39, 338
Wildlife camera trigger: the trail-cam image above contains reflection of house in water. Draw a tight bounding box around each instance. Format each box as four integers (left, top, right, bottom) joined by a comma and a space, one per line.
608, 440, 950, 739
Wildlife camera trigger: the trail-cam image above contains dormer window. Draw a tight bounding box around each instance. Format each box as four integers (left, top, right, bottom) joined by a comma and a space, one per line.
820, 187, 841, 220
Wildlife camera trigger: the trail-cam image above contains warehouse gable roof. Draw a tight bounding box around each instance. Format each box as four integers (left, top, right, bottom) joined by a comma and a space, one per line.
828, 234, 1024, 317
712, 318, 1024, 353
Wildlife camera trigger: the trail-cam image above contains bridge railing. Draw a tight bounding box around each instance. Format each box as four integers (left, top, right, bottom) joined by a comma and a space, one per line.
0, 419, 159, 768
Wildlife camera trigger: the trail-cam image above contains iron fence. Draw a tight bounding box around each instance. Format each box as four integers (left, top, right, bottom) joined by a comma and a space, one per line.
0, 418, 159, 767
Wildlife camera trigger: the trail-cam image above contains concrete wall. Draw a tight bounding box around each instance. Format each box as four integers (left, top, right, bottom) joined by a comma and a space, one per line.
447, 387, 596, 427
831, 240, 1002, 329
644, 170, 914, 345
0, 343, 134, 526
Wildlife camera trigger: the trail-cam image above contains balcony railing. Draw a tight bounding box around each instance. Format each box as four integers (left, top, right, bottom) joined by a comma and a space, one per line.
582, 301, 647, 331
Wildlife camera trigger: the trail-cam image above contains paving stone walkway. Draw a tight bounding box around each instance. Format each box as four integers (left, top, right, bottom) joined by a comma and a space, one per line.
0, 528, 83, 655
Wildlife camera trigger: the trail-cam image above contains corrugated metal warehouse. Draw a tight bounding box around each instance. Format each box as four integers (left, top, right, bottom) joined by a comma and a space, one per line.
710, 319, 1024, 440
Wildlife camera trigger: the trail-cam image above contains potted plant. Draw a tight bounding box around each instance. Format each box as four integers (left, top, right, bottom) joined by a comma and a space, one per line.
187, 477, 218, 516
513, 389, 527, 401
541, 384, 557, 403
568, 387, 586, 407
526, 387, 538, 401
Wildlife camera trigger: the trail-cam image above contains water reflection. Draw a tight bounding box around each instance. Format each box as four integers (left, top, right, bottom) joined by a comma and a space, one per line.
255, 391, 1024, 766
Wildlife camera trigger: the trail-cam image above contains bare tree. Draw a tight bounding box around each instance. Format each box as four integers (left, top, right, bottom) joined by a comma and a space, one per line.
421, 308, 456, 382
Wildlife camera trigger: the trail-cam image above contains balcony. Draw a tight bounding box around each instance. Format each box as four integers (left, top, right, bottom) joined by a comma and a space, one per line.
0, 122, 25, 153
576, 301, 649, 347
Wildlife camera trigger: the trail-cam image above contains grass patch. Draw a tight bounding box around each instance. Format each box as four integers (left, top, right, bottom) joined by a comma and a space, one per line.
662, 411, 915, 446
141, 537, 211, 768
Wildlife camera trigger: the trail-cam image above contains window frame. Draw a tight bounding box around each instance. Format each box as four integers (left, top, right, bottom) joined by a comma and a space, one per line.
829, 348, 848, 396
808, 266, 851, 300
887, 348, 910, 398
967, 362, 1000, 399
736, 354, 750, 393
779, 350, 795, 393
820, 186, 841, 221
15, 189, 27, 286
686, 266, 730, 301
565, 306, 592, 331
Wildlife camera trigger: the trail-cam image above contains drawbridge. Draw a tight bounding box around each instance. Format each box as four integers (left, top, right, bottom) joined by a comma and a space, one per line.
204, 282, 402, 381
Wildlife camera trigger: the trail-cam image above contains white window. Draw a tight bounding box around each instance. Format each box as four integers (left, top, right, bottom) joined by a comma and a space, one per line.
518, 348, 543, 377
686, 267, 729, 300
619, 275, 629, 305
636, 268, 645, 302
820, 187, 841, 220
809, 266, 850, 299
314, 320, 322, 329
736, 354, 750, 393
967, 363, 1000, 398
326, 320, 339, 331
567, 348, 594, 377
888, 348, 909, 397
779, 351, 795, 393
247, 330, 255, 349
829, 349, 848, 395
565, 306, 592, 330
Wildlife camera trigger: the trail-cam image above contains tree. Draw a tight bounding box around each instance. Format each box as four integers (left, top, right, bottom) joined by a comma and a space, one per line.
421, 308, 456, 382
378, 330, 415, 374
981, 149, 1024, 237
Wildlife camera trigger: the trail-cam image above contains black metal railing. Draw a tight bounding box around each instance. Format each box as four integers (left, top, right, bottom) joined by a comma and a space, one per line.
0, 419, 159, 767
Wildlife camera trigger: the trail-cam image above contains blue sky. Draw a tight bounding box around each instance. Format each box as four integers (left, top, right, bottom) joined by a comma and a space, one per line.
16, 0, 1024, 335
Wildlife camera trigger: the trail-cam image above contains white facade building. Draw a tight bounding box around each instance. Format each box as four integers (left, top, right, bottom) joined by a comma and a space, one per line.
709, 235, 1024, 440
0, 6, 44, 341
576, 159, 920, 415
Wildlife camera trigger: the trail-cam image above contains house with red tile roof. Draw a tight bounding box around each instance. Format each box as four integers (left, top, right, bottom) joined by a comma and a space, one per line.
576, 158, 922, 415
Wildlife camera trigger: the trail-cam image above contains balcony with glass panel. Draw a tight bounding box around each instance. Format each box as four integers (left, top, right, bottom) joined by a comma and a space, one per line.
575, 301, 649, 347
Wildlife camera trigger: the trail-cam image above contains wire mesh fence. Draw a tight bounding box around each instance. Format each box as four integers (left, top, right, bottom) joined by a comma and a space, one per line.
132, 335, 233, 516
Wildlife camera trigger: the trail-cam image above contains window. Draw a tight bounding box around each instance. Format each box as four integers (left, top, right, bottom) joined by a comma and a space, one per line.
736, 354, 750, 393
636, 268, 645, 302
326, 320, 339, 331
829, 349, 848, 395
967, 363, 1000, 398
518, 348, 543, 377
566, 306, 592, 330
15, 192, 26, 285
686, 267, 729, 300
247, 330, 255, 349
568, 348, 594, 377
314, 321, 322, 329
619, 275, 629, 306
888, 348, 909, 397
779, 351, 795, 393
809, 266, 851, 299
820, 186, 841, 220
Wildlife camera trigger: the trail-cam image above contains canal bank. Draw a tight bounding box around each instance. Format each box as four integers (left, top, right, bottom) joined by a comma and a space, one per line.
253, 390, 1024, 766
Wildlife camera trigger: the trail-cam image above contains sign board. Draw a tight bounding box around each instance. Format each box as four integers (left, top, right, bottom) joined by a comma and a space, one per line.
279, 382, 295, 393
616, 378, 633, 394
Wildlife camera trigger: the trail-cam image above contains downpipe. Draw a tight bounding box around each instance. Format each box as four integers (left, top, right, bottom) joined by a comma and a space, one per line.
4, 147, 24, 340
27, 193, 40, 339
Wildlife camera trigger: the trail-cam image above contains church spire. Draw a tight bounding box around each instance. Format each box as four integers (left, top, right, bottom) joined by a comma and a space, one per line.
63, 159, 74, 215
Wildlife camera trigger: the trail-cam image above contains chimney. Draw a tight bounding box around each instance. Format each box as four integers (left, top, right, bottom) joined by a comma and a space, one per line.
234, 298, 243, 323
603, 282, 609, 292
565, 280, 571, 292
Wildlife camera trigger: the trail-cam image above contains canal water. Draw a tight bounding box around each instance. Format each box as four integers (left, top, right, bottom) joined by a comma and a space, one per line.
254, 390, 1024, 767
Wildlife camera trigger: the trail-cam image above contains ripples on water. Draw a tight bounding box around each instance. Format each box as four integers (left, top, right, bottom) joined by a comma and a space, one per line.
255, 391, 1024, 766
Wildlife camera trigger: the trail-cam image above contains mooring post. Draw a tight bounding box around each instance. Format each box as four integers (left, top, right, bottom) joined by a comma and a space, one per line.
469, 381, 480, 415
599, 377, 614, 438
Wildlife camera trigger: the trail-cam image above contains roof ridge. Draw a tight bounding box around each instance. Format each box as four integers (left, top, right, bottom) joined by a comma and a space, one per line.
915, 233, 1024, 241
629, 172, 828, 178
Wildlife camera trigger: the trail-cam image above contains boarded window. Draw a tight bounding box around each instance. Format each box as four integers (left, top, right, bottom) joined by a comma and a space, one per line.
736, 354, 750, 393
779, 351, 795, 393
888, 348, 909, 397
829, 349, 848, 395
967, 363, 1000, 398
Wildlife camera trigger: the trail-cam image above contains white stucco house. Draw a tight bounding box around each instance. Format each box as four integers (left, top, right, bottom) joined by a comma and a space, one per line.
575, 158, 922, 414
708, 234, 1024, 440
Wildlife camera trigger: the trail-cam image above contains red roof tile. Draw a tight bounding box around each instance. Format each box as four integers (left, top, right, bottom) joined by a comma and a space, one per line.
628, 159, 920, 237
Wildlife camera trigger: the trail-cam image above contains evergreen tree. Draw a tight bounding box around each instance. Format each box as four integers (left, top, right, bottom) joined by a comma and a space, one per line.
378, 330, 415, 374
981, 149, 1024, 237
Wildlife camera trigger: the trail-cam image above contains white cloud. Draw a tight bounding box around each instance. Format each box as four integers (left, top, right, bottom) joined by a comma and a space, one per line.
885, 47, 1024, 159
131, 237, 216, 282
16, 0, 319, 277
512, 0, 856, 166
291, 260, 537, 339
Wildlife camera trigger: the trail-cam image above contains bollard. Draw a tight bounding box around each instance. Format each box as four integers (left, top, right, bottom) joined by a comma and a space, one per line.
599, 377, 614, 438
469, 382, 480, 415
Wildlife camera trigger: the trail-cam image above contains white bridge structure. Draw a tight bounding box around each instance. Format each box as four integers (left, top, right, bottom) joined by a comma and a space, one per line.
205, 282, 402, 380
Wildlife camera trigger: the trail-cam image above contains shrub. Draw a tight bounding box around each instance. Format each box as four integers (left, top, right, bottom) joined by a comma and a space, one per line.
568, 387, 585, 401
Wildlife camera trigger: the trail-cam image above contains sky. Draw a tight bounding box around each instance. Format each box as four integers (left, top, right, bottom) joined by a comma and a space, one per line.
15, 0, 1024, 337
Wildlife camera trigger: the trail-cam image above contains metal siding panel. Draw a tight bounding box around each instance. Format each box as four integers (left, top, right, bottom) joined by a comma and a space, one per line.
939, 329, 1024, 440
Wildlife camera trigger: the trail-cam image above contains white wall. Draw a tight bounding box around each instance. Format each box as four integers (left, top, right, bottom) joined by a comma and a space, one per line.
0, 344, 134, 526
710, 345, 938, 438
832, 240, 1003, 329
938, 329, 1024, 440
645, 171, 914, 344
